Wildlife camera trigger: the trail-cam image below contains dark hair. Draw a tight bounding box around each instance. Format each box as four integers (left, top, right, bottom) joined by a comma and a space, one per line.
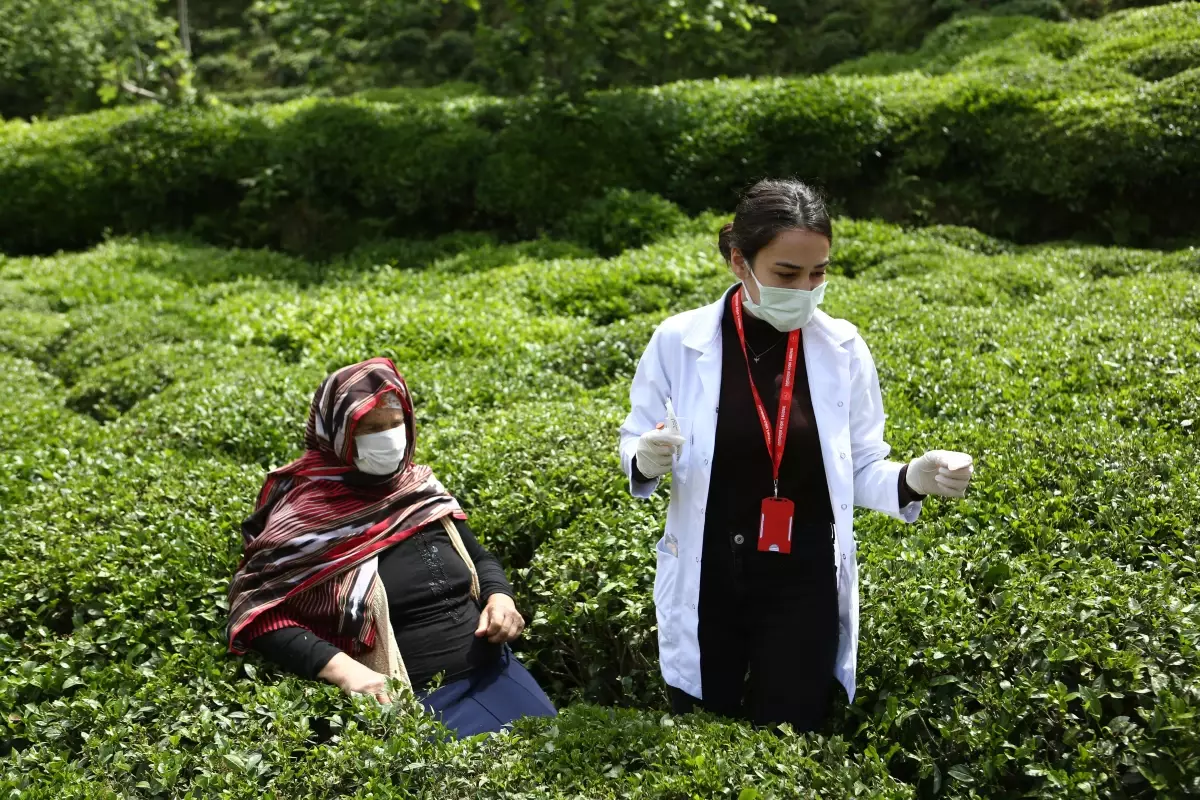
717, 179, 832, 266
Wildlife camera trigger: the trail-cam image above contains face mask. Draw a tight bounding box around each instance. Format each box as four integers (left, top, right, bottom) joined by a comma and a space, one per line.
354, 425, 408, 475
742, 265, 827, 332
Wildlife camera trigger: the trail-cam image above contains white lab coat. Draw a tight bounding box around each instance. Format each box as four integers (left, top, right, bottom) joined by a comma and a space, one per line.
619, 289, 922, 702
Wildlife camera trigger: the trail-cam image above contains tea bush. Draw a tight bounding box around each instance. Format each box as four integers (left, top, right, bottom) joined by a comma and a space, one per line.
554, 189, 689, 257
3, 4, 1199, 256
1, 213, 1197, 796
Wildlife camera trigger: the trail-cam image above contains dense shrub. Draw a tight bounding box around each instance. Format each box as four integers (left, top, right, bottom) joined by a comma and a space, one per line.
1120, 38, 1200, 80
829, 14, 1052, 75
554, 189, 688, 256
214, 85, 334, 106
988, 0, 1072, 20
196, 53, 255, 89
835, 1, 1200, 77
1, 218, 1196, 796
2, 4, 1198, 256
517, 499, 665, 706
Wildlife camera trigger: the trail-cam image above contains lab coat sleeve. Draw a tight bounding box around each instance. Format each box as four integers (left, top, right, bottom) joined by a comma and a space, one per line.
849, 335, 921, 523
619, 326, 670, 498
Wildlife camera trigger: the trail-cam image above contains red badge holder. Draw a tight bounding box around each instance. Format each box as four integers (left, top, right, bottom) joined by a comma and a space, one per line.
759, 497, 795, 554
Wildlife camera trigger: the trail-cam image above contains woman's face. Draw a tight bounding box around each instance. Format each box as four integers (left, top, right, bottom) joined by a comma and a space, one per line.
730, 228, 831, 304
356, 405, 405, 436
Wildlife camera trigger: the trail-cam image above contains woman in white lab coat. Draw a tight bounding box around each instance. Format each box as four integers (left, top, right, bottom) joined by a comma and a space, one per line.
619, 179, 974, 730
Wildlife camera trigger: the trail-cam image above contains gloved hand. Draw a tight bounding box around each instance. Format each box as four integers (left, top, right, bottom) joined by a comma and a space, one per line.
906, 450, 974, 498
635, 429, 686, 479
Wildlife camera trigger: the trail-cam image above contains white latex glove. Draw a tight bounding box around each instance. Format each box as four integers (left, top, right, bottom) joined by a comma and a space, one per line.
906, 450, 974, 499
635, 429, 686, 479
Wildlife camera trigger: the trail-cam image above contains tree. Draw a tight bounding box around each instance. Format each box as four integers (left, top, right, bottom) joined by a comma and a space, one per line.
462, 0, 776, 98
0, 0, 195, 119
179, 0, 193, 55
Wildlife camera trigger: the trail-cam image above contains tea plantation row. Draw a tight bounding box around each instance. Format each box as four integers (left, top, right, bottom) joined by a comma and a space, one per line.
2, 3, 1199, 257
1, 216, 1197, 797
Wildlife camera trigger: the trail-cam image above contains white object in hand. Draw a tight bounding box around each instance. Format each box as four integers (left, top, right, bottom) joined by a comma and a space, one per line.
906, 450, 974, 498
664, 398, 683, 457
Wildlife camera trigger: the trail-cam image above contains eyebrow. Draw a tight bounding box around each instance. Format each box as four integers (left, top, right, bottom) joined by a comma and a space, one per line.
774, 260, 830, 270
359, 412, 403, 430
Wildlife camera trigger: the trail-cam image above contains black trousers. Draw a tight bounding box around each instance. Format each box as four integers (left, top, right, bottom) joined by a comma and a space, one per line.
673, 521, 840, 731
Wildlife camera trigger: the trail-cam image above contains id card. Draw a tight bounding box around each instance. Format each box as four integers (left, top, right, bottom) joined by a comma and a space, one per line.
758, 497, 795, 554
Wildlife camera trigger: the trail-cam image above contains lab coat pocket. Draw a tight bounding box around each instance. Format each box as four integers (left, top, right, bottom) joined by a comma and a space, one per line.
653, 535, 679, 603
652, 534, 681, 647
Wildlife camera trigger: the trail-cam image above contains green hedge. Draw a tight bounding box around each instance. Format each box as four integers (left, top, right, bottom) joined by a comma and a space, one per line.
2, 215, 1198, 796
833, 2, 1200, 77
2, 4, 1198, 256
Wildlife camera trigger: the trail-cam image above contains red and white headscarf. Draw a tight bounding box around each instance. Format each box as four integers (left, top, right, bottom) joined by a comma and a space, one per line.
226, 357, 461, 655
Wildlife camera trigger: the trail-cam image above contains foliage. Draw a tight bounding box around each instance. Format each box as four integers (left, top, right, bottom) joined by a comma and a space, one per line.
2, 4, 1198, 255
829, 14, 1055, 75
554, 189, 689, 257
201, 0, 480, 94
0, 0, 195, 120
1, 216, 1197, 796
461, 0, 777, 98
0, 0, 1182, 112
179, 0, 1181, 97
833, 0, 1200, 76
1, 1, 1197, 795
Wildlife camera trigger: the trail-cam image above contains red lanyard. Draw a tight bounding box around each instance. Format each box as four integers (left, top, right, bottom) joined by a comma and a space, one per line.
731, 290, 801, 498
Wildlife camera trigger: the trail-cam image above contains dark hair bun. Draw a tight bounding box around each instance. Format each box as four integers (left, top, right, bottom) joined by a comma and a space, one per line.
724, 179, 832, 267
717, 222, 735, 263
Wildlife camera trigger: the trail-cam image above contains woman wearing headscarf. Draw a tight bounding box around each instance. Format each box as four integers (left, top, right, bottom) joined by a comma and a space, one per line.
226, 357, 555, 738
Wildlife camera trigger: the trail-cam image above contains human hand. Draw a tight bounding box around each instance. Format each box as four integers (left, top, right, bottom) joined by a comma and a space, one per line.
475, 594, 525, 644
318, 652, 392, 704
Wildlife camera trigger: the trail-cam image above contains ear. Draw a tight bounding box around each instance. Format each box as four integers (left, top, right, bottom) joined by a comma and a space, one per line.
729, 248, 751, 279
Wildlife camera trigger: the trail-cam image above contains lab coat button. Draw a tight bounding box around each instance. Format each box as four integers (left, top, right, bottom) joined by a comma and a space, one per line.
840, 452, 846, 459
838, 401, 844, 407
841, 503, 848, 510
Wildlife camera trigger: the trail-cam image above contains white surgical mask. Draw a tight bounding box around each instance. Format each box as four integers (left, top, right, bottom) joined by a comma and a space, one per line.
742, 266, 827, 332
354, 425, 408, 475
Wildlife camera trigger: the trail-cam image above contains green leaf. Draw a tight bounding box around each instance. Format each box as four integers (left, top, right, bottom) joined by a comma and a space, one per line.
948, 765, 974, 783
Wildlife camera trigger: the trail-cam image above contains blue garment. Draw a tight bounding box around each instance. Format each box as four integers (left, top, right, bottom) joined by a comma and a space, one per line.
420, 647, 556, 738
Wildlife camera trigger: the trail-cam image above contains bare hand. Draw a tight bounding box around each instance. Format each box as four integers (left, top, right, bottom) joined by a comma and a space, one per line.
475, 594, 525, 644
318, 652, 392, 704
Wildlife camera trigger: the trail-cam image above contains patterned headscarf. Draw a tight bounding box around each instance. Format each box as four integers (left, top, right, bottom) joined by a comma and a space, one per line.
226, 357, 461, 655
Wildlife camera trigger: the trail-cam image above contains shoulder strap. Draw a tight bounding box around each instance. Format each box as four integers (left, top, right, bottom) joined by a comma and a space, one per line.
358, 575, 411, 686
442, 516, 481, 601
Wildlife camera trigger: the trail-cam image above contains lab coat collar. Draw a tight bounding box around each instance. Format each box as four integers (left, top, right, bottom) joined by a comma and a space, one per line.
681, 285, 856, 353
